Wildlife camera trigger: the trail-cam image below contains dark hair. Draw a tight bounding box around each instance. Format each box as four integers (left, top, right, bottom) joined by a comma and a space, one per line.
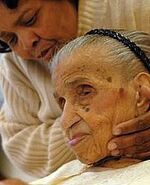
1, 0, 19, 9
0, 0, 19, 53
71, 0, 78, 9
0, 0, 78, 10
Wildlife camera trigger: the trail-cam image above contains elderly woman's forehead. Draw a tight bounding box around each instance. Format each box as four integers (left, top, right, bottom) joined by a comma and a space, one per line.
61, 46, 111, 70
53, 50, 113, 84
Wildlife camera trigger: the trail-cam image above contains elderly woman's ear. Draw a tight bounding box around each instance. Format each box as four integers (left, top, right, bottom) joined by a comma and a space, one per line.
134, 72, 150, 114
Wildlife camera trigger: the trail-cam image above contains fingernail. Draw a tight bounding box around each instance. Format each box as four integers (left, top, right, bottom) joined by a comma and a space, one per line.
111, 150, 120, 156
108, 143, 117, 150
113, 128, 121, 135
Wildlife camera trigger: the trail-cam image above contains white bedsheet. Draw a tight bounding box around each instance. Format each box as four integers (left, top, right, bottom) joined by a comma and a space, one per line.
31, 159, 150, 185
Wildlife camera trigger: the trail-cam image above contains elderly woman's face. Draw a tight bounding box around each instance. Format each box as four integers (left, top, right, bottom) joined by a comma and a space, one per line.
0, 0, 77, 62
53, 47, 138, 164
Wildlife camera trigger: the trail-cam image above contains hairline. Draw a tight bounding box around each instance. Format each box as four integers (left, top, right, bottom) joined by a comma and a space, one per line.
50, 32, 148, 82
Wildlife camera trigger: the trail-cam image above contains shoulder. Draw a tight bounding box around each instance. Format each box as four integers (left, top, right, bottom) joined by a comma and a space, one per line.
0, 52, 49, 81
0, 52, 22, 65
0, 52, 25, 74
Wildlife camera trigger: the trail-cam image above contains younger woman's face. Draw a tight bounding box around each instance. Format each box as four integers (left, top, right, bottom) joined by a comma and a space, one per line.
0, 0, 78, 63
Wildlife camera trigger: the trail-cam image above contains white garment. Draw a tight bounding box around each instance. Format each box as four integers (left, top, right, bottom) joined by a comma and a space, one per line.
30, 160, 150, 185
0, 52, 75, 177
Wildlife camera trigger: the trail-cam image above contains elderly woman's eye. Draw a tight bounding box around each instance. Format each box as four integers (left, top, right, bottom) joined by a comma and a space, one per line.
76, 85, 94, 96
58, 97, 66, 110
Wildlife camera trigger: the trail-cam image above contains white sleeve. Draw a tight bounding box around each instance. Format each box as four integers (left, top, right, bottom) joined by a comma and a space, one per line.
0, 54, 75, 177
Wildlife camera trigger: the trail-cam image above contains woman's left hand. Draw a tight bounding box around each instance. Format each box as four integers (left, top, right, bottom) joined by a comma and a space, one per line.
108, 86, 150, 160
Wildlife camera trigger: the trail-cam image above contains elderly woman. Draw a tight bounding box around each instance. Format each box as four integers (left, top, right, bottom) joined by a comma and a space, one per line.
25, 29, 150, 185
0, 0, 150, 179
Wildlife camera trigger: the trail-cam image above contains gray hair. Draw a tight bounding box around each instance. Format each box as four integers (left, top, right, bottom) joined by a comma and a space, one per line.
50, 30, 150, 81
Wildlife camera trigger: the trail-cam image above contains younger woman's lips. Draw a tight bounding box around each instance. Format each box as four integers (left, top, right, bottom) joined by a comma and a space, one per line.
39, 45, 56, 61
37, 40, 59, 62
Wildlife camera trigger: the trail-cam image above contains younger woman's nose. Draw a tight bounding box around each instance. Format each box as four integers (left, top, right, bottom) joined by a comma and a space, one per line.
18, 30, 40, 50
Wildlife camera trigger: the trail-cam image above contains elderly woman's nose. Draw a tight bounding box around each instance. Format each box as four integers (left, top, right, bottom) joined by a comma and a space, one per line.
60, 102, 78, 129
18, 30, 40, 49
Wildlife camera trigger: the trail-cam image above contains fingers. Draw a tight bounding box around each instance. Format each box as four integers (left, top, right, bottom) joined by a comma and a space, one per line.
108, 128, 150, 159
133, 151, 150, 160
109, 128, 150, 149
110, 84, 150, 160
119, 141, 150, 157
113, 111, 150, 135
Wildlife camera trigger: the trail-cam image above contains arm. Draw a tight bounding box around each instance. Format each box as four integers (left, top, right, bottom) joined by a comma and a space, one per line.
0, 53, 75, 177
108, 86, 150, 159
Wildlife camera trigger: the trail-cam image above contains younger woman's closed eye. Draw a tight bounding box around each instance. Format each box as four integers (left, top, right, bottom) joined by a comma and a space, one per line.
22, 10, 39, 27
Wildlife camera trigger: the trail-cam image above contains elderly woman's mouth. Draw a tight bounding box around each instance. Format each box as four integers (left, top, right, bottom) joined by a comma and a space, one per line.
68, 133, 89, 146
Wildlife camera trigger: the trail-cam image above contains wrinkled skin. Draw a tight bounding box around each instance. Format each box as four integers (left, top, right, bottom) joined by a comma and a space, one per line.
52, 46, 150, 164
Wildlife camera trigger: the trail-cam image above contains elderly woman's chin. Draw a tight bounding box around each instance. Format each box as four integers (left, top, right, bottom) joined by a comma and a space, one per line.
72, 138, 110, 165
77, 152, 108, 165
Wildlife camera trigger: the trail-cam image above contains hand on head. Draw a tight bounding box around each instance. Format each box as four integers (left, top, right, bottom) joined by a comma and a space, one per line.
108, 85, 150, 160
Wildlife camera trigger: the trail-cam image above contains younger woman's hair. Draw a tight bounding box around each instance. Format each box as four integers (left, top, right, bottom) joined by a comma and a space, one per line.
0, 0, 78, 9
0, 0, 19, 53
1, 0, 19, 9
71, 0, 78, 9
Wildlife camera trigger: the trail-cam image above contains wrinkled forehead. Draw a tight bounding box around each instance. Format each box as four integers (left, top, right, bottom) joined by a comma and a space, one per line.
52, 47, 112, 87
53, 46, 107, 74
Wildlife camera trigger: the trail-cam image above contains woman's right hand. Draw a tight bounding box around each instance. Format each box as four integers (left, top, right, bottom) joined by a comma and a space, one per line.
0, 179, 28, 185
